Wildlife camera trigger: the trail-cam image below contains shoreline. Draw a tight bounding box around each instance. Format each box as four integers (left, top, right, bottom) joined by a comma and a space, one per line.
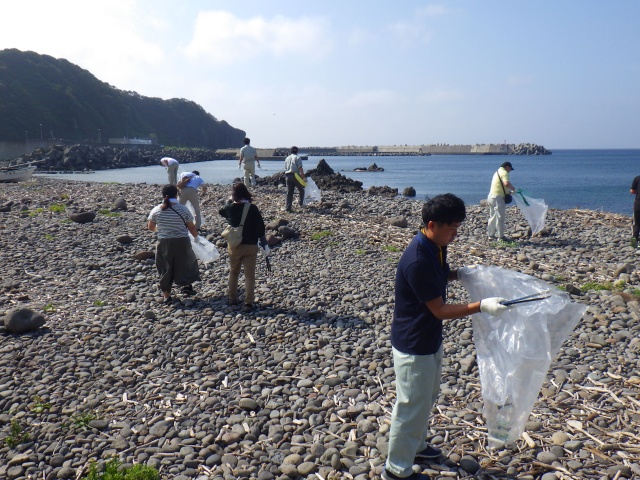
1, 177, 639, 479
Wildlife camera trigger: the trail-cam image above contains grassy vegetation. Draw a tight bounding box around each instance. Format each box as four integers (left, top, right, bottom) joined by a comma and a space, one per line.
72, 411, 98, 429
494, 238, 519, 248
28, 208, 45, 217
98, 209, 121, 217
82, 458, 159, 480
30, 396, 52, 414
3, 420, 29, 448
44, 233, 55, 241
355, 249, 366, 255
49, 203, 66, 213
310, 230, 332, 240
93, 300, 105, 307
382, 245, 400, 252
43, 303, 56, 313
581, 281, 613, 292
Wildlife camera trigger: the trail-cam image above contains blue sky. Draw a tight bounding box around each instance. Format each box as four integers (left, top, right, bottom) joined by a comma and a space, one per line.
2, 1, 639, 148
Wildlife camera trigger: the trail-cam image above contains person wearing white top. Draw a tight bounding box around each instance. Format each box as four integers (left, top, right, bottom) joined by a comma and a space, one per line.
177, 171, 208, 230
487, 161, 516, 241
160, 157, 179, 185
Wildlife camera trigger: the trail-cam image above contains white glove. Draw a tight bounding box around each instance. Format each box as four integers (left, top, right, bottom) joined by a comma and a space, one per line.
480, 297, 508, 316
457, 265, 477, 281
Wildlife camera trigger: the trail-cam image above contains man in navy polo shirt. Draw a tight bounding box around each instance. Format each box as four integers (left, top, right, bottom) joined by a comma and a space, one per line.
384, 194, 507, 480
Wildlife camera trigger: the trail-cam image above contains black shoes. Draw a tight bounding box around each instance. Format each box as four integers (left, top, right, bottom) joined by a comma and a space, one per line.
181, 285, 195, 296
415, 444, 442, 461
382, 470, 430, 480
162, 296, 173, 305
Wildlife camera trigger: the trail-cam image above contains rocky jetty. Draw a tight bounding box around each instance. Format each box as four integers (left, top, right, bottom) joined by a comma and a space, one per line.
0, 177, 639, 479
5, 145, 230, 172
512, 143, 552, 155
259, 158, 364, 193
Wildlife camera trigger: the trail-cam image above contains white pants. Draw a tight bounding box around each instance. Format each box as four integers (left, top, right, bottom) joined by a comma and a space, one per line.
487, 194, 506, 238
385, 346, 443, 477
243, 161, 256, 186
166, 163, 178, 185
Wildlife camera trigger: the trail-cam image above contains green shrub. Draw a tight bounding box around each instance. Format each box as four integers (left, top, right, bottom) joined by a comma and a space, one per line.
82, 457, 159, 480
49, 203, 66, 213
310, 230, 332, 240
3, 420, 29, 448
382, 245, 400, 252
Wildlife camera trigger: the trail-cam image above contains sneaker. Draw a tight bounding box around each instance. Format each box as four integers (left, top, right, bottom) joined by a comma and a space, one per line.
415, 444, 442, 461
162, 296, 173, 305
181, 285, 195, 296
498, 236, 512, 242
227, 297, 239, 306
241, 304, 254, 313
382, 469, 430, 480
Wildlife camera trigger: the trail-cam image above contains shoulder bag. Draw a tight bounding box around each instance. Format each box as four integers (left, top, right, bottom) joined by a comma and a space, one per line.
221, 203, 250, 248
498, 170, 513, 204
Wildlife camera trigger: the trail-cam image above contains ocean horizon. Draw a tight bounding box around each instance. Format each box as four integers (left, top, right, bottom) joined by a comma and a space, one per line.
36, 149, 640, 216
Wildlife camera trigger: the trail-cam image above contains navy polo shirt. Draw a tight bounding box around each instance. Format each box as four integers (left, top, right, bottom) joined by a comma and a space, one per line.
392, 231, 449, 355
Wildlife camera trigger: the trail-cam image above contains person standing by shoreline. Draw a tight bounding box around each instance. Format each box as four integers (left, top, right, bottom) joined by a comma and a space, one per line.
630, 175, 640, 248
239, 137, 260, 186
160, 157, 179, 185
487, 161, 516, 241
283, 146, 305, 212
384, 193, 507, 480
177, 170, 207, 231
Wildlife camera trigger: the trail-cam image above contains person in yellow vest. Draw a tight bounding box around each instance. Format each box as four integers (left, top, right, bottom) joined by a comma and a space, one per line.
487, 161, 516, 241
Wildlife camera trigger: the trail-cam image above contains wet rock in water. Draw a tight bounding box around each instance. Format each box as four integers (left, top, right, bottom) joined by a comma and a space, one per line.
403, 186, 416, 197
4, 307, 46, 333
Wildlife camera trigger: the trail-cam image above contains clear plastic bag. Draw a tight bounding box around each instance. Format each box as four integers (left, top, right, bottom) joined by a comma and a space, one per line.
189, 233, 220, 263
513, 189, 547, 235
458, 265, 586, 447
186, 201, 206, 228
304, 176, 322, 205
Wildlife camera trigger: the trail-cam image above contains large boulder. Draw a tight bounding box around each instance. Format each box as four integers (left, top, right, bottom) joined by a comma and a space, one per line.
69, 211, 96, 223
5, 308, 46, 333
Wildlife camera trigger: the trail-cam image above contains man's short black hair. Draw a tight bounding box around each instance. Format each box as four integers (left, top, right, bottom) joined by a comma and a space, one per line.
244, 138, 250, 145
422, 193, 466, 226
192, 170, 199, 176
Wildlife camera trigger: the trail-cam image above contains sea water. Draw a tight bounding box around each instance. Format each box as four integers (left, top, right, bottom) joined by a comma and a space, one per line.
36, 149, 640, 215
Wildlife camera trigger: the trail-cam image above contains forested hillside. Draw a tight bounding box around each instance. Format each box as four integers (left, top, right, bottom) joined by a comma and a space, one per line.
0, 49, 245, 148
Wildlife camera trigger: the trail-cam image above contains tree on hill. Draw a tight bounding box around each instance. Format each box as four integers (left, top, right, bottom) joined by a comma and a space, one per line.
0, 49, 245, 148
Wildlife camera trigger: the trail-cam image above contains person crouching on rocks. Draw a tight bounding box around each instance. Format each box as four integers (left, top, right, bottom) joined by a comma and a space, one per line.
219, 182, 266, 312
148, 184, 202, 304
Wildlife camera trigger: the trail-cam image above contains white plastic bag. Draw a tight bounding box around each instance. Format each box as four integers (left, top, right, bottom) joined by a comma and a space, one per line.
459, 265, 586, 447
513, 189, 547, 235
188, 233, 219, 263
186, 201, 206, 228
304, 176, 322, 205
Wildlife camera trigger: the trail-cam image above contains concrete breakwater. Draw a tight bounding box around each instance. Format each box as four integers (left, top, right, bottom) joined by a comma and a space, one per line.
0, 176, 638, 479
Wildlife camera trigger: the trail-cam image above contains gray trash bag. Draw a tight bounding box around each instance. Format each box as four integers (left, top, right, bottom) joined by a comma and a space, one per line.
458, 265, 586, 447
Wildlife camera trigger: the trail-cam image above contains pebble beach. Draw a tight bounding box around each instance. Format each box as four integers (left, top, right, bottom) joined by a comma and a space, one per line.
1, 176, 640, 480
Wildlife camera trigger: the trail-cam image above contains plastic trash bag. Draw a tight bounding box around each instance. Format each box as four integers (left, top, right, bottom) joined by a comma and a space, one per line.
304, 176, 322, 205
458, 265, 586, 448
188, 233, 219, 263
186, 201, 206, 228
514, 189, 547, 235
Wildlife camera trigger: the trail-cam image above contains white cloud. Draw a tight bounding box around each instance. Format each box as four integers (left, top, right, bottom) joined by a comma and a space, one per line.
184, 11, 332, 65
1, 0, 165, 90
